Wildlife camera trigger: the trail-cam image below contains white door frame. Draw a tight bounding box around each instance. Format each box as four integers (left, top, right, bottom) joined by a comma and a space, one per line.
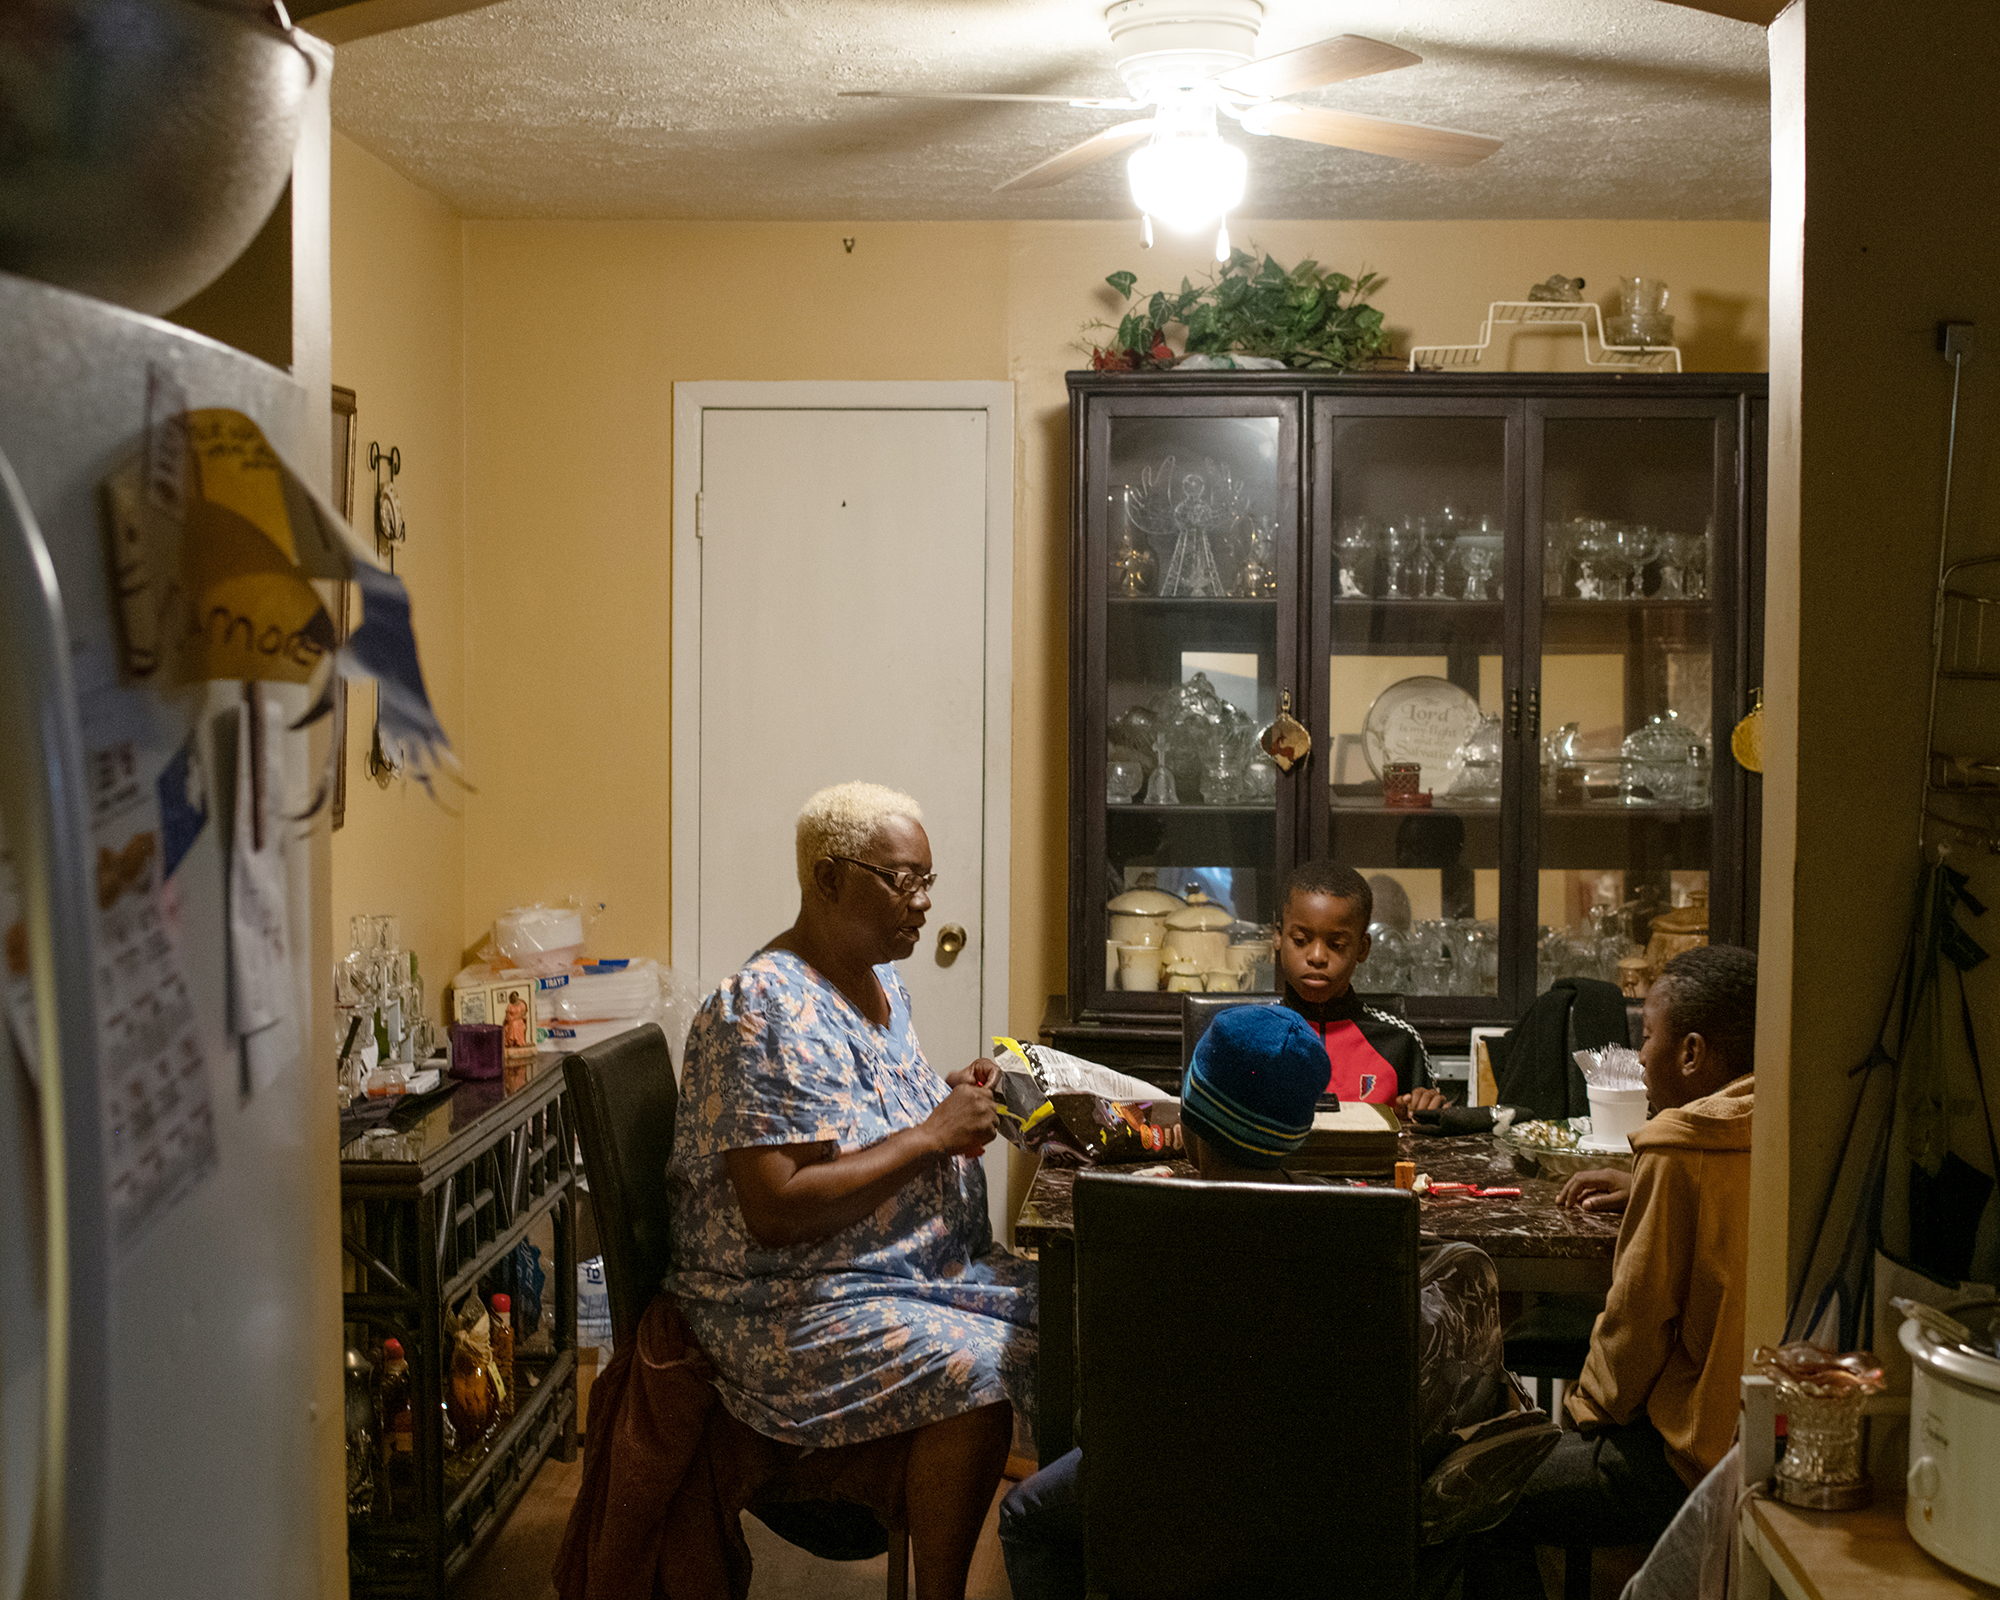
671, 380, 1014, 1058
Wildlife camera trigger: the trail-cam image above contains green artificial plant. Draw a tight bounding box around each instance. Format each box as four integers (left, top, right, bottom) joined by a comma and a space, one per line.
1085, 249, 1391, 371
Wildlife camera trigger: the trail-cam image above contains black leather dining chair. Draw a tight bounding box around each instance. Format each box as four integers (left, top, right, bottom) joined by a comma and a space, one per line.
560, 1024, 911, 1597
1073, 1171, 1424, 1599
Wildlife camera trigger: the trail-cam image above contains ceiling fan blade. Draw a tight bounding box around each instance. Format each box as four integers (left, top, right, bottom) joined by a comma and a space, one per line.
995, 119, 1158, 192
1213, 34, 1420, 100
1249, 102, 1501, 168
840, 90, 1139, 109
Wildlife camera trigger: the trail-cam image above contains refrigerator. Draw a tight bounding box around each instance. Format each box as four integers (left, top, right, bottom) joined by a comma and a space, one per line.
0, 270, 337, 1598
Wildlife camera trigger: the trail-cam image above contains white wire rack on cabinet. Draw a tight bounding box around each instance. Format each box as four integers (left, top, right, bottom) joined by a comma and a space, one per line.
1408, 301, 1683, 372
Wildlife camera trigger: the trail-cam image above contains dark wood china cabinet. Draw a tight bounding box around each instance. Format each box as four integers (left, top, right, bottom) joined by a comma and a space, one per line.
1051, 370, 1767, 1078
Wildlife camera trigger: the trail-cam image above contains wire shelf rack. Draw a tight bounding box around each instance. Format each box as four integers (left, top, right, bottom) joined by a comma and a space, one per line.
1408, 301, 1682, 373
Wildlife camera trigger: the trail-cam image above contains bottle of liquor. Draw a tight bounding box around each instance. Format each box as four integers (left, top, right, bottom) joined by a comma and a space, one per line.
379, 1338, 413, 1518
490, 1294, 515, 1420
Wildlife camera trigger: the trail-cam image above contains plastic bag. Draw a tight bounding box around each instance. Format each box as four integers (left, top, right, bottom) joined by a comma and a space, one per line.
991, 1037, 1180, 1164
494, 902, 590, 975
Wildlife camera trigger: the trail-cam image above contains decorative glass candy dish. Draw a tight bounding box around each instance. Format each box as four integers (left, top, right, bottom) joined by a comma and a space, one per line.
1752, 1342, 1886, 1510
1620, 710, 1707, 806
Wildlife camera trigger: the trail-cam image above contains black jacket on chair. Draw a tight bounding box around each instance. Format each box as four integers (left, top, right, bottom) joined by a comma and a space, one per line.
1488, 977, 1632, 1121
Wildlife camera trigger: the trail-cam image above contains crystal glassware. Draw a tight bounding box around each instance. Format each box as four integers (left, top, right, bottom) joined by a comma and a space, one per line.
1455, 533, 1503, 601
1336, 518, 1377, 598
1685, 521, 1711, 599
1544, 518, 1577, 598
1383, 518, 1420, 600
1227, 516, 1279, 598
1143, 730, 1179, 805
1572, 521, 1622, 601
1615, 523, 1659, 599
1653, 531, 1687, 598
1620, 710, 1693, 806
1107, 759, 1145, 803
1160, 520, 1222, 598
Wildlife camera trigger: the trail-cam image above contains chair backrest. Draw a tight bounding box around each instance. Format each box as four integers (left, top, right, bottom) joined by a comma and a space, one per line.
1180, 990, 1408, 1069
560, 1023, 677, 1348
1075, 1173, 1421, 1599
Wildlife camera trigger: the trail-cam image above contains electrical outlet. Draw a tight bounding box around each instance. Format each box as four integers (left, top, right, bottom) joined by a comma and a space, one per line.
1938, 321, 1975, 363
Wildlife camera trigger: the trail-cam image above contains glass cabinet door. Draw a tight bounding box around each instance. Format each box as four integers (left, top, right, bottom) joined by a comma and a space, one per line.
1082, 399, 1299, 1016
1527, 401, 1743, 999
1310, 400, 1522, 1019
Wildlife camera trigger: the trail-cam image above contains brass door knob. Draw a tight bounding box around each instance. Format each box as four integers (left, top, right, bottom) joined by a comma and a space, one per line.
936, 924, 967, 961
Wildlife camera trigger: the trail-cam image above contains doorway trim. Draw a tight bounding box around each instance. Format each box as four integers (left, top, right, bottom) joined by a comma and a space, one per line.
671, 380, 1015, 1051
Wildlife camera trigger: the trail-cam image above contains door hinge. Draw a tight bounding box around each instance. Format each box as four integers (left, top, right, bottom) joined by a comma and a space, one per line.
1506, 687, 1521, 739
1527, 686, 1541, 742
694, 490, 705, 541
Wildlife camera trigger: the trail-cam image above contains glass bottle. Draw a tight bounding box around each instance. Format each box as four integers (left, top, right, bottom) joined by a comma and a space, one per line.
490, 1293, 516, 1420
344, 1346, 377, 1519
379, 1338, 413, 1519
1684, 743, 1711, 808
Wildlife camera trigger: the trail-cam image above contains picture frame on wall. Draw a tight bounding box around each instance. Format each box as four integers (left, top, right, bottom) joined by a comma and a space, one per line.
330, 385, 357, 830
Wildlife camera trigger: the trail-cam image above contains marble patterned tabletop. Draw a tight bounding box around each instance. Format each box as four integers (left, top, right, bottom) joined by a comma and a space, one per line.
1014, 1129, 1624, 1262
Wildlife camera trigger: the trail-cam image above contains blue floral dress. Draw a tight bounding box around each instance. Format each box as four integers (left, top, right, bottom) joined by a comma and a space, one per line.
666, 949, 1038, 1447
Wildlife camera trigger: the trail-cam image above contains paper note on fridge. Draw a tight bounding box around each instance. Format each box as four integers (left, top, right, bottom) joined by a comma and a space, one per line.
102, 411, 334, 685
229, 692, 298, 1095
88, 741, 220, 1249
100, 396, 453, 785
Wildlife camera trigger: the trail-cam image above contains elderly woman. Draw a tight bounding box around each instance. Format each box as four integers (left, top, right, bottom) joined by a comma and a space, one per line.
668, 780, 1036, 1600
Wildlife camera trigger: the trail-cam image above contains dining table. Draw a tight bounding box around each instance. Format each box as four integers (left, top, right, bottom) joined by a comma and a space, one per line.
1013, 1126, 1626, 1465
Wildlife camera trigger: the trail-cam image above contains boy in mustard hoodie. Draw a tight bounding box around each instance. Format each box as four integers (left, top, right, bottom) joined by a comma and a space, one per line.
1467, 945, 1757, 1600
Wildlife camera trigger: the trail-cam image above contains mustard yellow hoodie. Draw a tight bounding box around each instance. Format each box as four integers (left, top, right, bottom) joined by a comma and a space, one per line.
1566, 1073, 1754, 1488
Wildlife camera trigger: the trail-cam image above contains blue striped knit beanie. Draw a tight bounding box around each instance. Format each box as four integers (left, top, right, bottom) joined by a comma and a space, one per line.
1179, 1005, 1328, 1169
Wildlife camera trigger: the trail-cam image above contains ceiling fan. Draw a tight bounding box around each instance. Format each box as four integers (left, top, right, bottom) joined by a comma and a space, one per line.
843, 0, 1502, 256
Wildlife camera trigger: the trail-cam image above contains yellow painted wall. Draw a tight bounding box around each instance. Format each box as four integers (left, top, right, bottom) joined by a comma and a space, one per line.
333, 200, 1766, 1041
328, 131, 468, 1019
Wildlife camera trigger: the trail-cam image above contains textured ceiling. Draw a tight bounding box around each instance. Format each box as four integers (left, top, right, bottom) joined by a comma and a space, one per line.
329, 0, 1770, 222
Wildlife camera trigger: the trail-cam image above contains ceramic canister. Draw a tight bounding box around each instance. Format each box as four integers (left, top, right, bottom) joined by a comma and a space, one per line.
1116, 944, 1163, 991
1225, 940, 1269, 975
1163, 892, 1234, 970
1107, 886, 1181, 948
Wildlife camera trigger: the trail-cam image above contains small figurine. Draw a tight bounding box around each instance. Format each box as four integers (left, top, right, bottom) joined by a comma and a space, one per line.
1110, 528, 1158, 596
1527, 274, 1586, 303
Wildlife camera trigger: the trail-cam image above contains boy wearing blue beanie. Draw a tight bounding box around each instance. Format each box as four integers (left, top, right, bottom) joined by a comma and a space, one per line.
1176, 1002, 1329, 1177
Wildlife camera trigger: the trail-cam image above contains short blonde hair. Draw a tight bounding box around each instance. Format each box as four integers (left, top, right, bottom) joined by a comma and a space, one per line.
795, 781, 924, 896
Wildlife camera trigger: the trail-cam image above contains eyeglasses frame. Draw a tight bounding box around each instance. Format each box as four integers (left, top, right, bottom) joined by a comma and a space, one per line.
826, 854, 937, 899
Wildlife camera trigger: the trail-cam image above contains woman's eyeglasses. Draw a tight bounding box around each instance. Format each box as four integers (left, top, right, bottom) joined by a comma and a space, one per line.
828, 855, 937, 898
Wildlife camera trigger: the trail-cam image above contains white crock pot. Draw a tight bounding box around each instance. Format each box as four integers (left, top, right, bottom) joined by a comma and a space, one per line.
1901, 1310, 2000, 1584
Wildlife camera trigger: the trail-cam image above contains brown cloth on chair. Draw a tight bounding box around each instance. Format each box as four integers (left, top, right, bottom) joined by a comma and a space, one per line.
553, 1293, 912, 1600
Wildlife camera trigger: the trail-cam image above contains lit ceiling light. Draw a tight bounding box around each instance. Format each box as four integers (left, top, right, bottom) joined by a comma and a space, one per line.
1126, 99, 1245, 235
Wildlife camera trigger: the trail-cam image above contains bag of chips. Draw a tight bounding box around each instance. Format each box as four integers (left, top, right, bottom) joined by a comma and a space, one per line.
991, 1037, 1181, 1164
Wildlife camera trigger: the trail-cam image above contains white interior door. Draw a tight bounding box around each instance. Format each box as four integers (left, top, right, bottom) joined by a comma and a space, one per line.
673, 385, 1013, 1231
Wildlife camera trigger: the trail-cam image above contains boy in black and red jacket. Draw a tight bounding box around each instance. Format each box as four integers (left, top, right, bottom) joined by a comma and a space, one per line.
1276, 858, 1447, 1119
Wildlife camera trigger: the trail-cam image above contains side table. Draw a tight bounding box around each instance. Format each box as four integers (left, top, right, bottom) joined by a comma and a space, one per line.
340, 1055, 579, 1596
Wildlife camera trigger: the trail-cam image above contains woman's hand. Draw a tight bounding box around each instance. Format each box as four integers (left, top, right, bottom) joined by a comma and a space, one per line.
925, 1079, 998, 1157
945, 1057, 999, 1090
726, 1079, 999, 1248
1395, 1086, 1449, 1120
1558, 1167, 1634, 1213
